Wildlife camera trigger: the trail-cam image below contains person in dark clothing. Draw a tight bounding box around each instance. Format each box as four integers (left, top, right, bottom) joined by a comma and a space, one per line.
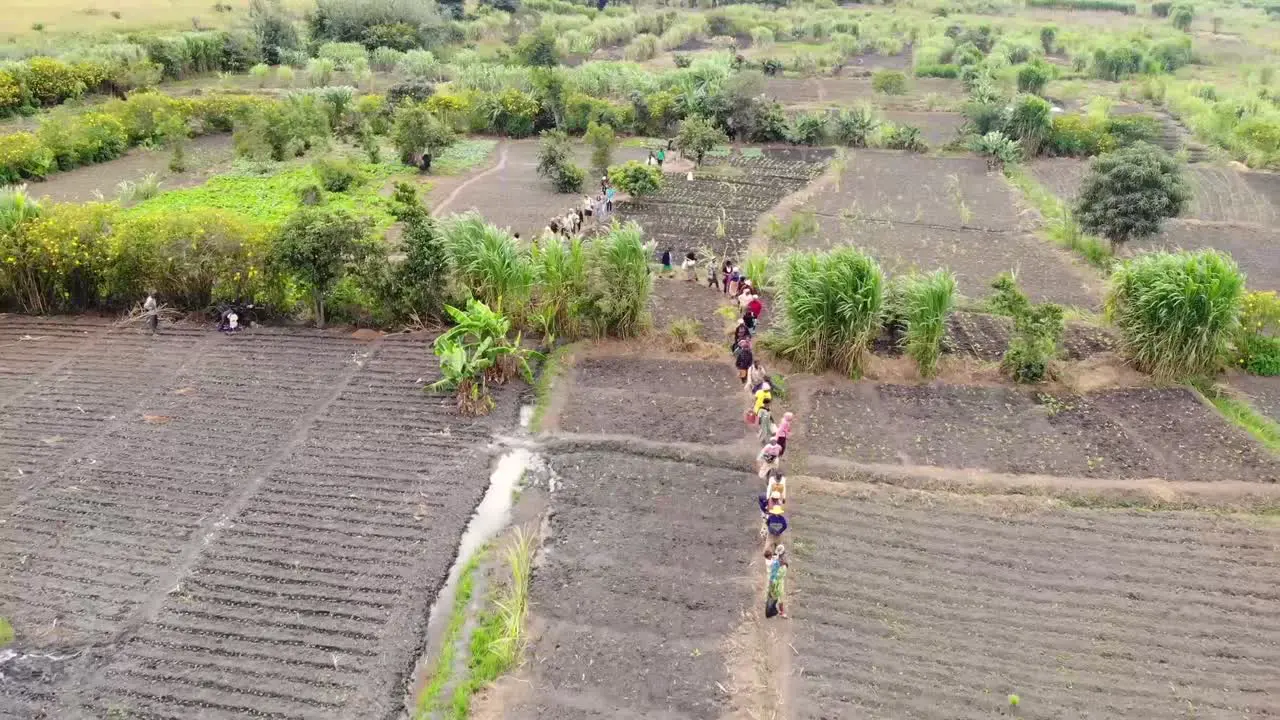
721, 260, 733, 294
735, 342, 754, 384
732, 320, 751, 353
660, 247, 672, 273
743, 309, 757, 336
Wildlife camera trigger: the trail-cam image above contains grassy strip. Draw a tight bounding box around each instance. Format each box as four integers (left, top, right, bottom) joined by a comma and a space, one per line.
1194, 382, 1280, 454
530, 343, 572, 433
446, 528, 537, 719
412, 553, 484, 720
0, 616, 12, 647
1005, 167, 1113, 271
434, 139, 499, 176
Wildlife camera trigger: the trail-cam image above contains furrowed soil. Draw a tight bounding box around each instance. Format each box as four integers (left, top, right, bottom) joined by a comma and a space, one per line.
0, 316, 516, 719
803, 150, 1103, 307
23, 134, 237, 204
1133, 220, 1280, 293
1229, 373, 1280, 424
789, 480, 1280, 719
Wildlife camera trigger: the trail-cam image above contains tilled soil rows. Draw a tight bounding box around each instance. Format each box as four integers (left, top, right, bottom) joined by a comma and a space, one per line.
0, 317, 513, 719
494, 450, 756, 719
617, 147, 832, 260
1133, 220, 1280, 293
807, 383, 1280, 480
789, 483, 1280, 719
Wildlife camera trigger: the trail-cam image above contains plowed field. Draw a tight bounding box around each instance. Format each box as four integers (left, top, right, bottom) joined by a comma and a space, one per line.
790, 482, 1280, 719
0, 317, 512, 719
1135, 220, 1280, 293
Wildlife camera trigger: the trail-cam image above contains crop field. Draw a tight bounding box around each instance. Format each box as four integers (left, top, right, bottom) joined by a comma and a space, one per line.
788, 481, 1280, 720
806, 384, 1280, 480
803, 150, 1101, 307
23, 135, 237, 204
1230, 375, 1280, 424
945, 311, 1116, 362
764, 75, 965, 111
0, 317, 513, 719
487, 449, 756, 719
650, 275, 736, 341
431, 140, 649, 235
556, 353, 750, 448
617, 147, 831, 259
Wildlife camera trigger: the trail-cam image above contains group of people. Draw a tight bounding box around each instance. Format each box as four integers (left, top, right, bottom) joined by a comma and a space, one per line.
544, 177, 618, 239
702, 257, 793, 620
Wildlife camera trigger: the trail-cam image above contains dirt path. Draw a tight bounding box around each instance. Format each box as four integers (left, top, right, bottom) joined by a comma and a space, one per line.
432, 141, 510, 216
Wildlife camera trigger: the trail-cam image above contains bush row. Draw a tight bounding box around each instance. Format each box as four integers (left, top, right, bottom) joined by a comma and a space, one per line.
1026, 0, 1136, 13
0, 91, 267, 184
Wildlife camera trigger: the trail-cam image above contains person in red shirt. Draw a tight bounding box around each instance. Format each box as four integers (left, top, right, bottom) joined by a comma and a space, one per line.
747, 294, 763, 320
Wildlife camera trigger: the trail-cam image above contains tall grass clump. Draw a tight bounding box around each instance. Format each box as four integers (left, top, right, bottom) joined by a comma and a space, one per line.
1105, 250, 1244, 380
586, 221, 651, 337
530, 235, 588, 341
772, 248, 885, 378
440, 213, 533, 317
901, 270, 957, 378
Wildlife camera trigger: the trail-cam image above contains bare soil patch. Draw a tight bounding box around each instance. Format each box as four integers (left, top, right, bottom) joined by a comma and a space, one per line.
1229, 373, 1280, 424
488, 450, 758, 719
558, 355, 747, 446
945, 310, 1117, 362
24, 134, 236, 204
788, 481, 1280, 719
0, 317, 516, 719
805, 383, 1279, 480
1026, 156, 1088, 203
765, 75, 964, 111
650, 275, 736, 342
1184, 166, 1279, 225
1133, 220, 1280, 292
812, 150, 1024, 231
881, 110, 965, 147
811, 218, 1104, 308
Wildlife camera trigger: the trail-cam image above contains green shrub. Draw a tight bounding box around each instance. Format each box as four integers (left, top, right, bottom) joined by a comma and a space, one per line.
772, 247, 885, 378
1040, 25, 1057, 54
440, 213, 534, 314
1105, 250, 1244, 380
786, 112, 829, 145
833, 105, 880, 147
0, 71, 25, 117
272, 206, 374, 327
1076, 142, 1188, 251
989, 273, 1064, 383
1026, 0, 1135, 12
970, 131, 1021, 170
1047, 114, 1116, 157
392, 101, 455, 168
1006, 94, 1053, 156
1240, 334, 1280, 376
1016, 63, 1050, 95
250, 63, 271, 87
915, 64, 960, 78
312, 157, 364, 191
23, 57, 87, 106
1152, 1, 1172, 16
607, 161, 662, 197
0, 202, 114, 313
872, 70, 908, 95
882, 123, 926, 152
585, 221, 651, 338
1171, 3, 1194, 30
584, 120, 615, 178
675, 115, 728, 165
901, 270, 957, 378
536, 129, 584, 193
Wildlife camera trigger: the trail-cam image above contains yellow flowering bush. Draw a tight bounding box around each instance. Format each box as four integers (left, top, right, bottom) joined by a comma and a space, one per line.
1240, 290, 1280, 337
103, 91, 189, 144
0, 133, 55, 184
0, 71, 23, 117
104, 210, 274, 309
23, 58, 87, 106
38, 112, 129, 170
0, 203, 114, 313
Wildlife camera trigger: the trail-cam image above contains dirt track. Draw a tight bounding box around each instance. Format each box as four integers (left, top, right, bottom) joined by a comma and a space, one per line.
0, 316, 513, 719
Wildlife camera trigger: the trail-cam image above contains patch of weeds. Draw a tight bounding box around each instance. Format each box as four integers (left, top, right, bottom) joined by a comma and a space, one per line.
764, 209, 818, 247
412, 553, 483, 719
1036, 392, 1074, 417
447, 527, 537, 719
666, 317, 701, 352
530, 343, 571, 434
946, 174, 972, 225
1005, 168, 1112, 271
706, 145, 732, 158
741, 147, 764, 159
433, 139, 499, 176
1193, 381, 1280, 454
0, 616, 12, 647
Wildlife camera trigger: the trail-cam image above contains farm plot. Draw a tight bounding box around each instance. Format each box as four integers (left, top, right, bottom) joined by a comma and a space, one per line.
1026, 156, 1088, 204
1132, 220, 1280, 292
764, 75, 964, 111
556, 354, 748, 447
432, 139, 648, 236
805, 383, 1280, 480
487, 450, 757, 720
617, 148, 831, 259
812, 219, 1102, 307
0, 321, 514, 719
1183, 166, 1280, 225
650, 275, 734, 341
1229, 374, 1280, 424
881, 110, 965, 147
788, 482, 1280, 720
24, 134, 237, 204
945, 310, 1116, 362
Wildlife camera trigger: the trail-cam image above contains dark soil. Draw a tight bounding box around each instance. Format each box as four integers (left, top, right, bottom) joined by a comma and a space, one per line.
945, 311, 1117, 362
764, 75, 964, 111
1229, 374, 1280, 424
812, 150, 1024, 231
1027, 156, 1088, 202
882, 110, 966, 148
0, 317, 515, 719
1133, 220, 1280, 293
790, 483, 1280, 719
497, 450, 755, 719
811, 218, 1104, 309
559, 356, 747, 445
807, 383, 1280, 480
650, 275, 736, 342
25, 134, 236, 204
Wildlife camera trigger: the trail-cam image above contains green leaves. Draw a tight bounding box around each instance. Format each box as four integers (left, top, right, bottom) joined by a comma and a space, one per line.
773, 248, 885, 378
1075, 142, 1188, 249
901, 270, 957, 378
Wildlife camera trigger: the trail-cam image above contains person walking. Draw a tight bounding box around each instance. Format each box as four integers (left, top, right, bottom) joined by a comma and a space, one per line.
757, 438, 782, 478
721, 259, 733, 294
732, 320, 751, 355
706, 260, 719, 289
773, 412, 794, 457
742, 309, 758, 337
767, 550, 789, 618
756, 396, 775, 444
735, 339, 754, 385
747, 292, 763, 321
656, 147, 666, 168
660, 247, 673, 275
143, 292, 158, 335
682, 252, 697, 281
606, 185, 616, 213
746, 360, 767, 394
